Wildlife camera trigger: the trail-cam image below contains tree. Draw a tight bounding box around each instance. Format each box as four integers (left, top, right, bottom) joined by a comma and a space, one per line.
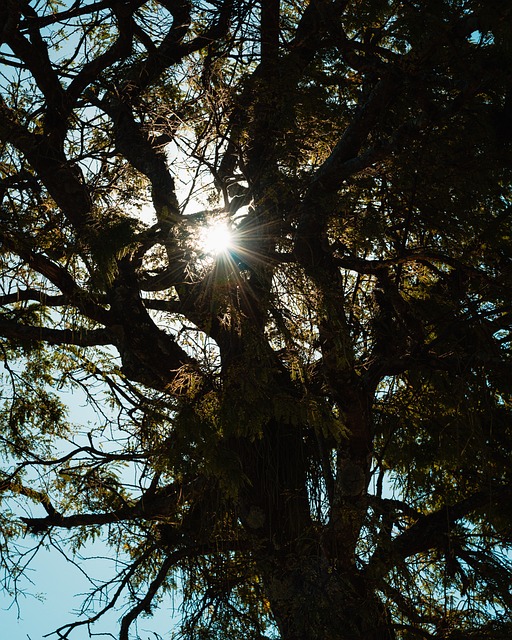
1, 0, 512, 638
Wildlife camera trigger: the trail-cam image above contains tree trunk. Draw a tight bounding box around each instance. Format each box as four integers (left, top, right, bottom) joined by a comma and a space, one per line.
234, 419, 392, 640
259, 554, 394, 640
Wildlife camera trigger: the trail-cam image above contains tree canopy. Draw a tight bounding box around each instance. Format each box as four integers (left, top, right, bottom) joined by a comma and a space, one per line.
1, 1, 512, 638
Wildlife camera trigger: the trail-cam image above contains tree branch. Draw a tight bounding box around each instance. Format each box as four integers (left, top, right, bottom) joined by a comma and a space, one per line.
18, 0, 113, 30
0, 95, 95, 237
120, 0, 234, 100
5, 1, 67, 135
50, 543, 158, 640
0, 320, 113, 347
0, 230, 111, 325
65, 1, 139, 109
0, 289, 67, 307
119, 551, 177, 640
367, 483, 512, 581
20, 479, 201, 534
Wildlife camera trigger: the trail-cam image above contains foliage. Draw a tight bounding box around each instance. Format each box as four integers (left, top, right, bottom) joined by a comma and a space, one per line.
0, 1, 511, 639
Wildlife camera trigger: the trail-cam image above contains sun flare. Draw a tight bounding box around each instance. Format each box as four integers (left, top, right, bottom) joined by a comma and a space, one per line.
199, 220, 233, 256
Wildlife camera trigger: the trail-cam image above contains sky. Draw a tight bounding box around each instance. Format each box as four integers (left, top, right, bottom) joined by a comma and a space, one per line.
1, 539, 180, 639
0, 384, 181, 640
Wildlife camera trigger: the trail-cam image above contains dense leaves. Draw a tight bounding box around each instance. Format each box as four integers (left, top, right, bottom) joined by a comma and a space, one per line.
0, 1, 511, 639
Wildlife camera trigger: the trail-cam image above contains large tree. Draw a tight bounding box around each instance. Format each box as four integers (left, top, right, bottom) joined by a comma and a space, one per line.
1, 1, 512, 638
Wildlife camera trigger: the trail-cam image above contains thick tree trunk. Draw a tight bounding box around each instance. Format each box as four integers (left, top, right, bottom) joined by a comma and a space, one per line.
234, 418, 392, 640
259, 554, 394, 640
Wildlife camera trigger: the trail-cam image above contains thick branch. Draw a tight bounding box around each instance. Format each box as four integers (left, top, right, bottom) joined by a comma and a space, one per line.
0, 96, 94, 237
21, 487, 178, 533
0, 289, 67, 307
0, 320, 112, 347
5, 1, 67, 135
119, 551, 177, 640
367, 484, 512, 581
120, 0, 234, 100
65, 1, 138, 110
18, 0, 112, 29
0, 229, 111, 325
100, 96, 181, 222
108, 262, 199, 390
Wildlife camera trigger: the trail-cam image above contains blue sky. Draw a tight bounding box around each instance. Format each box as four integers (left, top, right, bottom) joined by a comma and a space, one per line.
0, 382, 182, 640
1, 537, 181, 639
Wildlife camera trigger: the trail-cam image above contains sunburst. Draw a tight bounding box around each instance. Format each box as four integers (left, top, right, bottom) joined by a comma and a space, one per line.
199, 220, 233, 256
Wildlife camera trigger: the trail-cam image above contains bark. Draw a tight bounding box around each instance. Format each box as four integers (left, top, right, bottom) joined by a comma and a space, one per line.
107, 262, 197, 390
232, 410, 392, 640
259, 554, 394, 640
0, 321, 112, 346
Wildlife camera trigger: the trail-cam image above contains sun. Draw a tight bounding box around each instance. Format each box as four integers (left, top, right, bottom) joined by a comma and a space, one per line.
199, 220, 233, 256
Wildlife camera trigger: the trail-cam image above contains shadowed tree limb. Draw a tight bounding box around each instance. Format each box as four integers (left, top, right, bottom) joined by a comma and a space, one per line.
367, 483, 512, 582
0, 321, 113, 347
119, 550, 177, 640
19, 481, 193, 533
49, 543, 159, 640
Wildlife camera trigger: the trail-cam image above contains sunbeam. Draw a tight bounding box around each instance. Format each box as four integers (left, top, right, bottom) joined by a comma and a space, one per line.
199, 220, 233, 256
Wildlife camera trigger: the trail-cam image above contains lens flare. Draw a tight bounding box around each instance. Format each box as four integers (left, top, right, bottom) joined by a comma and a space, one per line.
199, 221, 233, 256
